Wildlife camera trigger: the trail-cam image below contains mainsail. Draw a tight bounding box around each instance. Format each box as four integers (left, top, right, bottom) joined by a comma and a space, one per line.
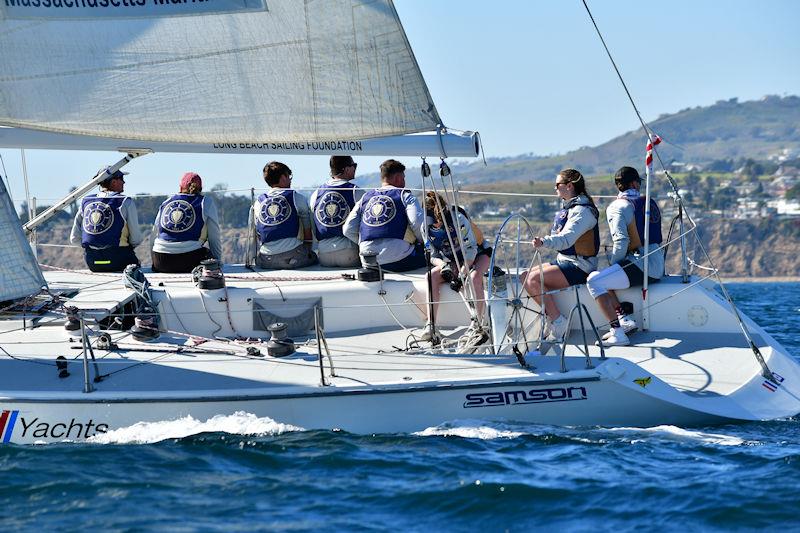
0, 0, 442, 144
0, 175, 46, 301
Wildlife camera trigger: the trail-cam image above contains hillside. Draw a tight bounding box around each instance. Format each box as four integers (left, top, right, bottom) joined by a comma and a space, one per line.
450, 95, 800, 184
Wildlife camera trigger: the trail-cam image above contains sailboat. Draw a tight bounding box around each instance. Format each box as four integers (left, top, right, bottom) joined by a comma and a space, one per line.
0, 0, 798, 444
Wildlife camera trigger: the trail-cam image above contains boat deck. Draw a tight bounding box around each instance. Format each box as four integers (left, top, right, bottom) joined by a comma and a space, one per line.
0, 267, 776, 401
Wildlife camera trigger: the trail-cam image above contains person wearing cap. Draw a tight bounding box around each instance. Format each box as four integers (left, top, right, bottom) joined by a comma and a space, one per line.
308, 156, 363, 267
69, 166, 143, 272
150, 172, 222, 273
585, 166, 665, 346
342, 159, 426, 272
250, 161, 317, 269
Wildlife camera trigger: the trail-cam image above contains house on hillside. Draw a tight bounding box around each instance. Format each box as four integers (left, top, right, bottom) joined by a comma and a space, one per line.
766, 199, 800, 217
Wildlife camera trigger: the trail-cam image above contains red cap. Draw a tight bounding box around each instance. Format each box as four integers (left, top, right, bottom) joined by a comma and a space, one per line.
180, 172, 202, 191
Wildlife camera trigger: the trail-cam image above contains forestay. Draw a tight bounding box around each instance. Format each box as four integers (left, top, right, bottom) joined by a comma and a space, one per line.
0, 176, 46, 301
0, 0, 441, 144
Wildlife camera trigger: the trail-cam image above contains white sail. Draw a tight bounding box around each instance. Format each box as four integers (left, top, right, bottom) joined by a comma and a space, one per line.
0, 0, 442, 144
0, 176, 46, 302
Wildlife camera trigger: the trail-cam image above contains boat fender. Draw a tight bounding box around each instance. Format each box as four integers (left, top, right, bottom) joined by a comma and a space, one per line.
56, 355, 70, 378
266, 322, 295, 357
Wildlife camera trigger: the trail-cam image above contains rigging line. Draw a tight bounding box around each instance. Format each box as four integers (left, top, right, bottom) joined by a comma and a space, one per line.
581, 0, 686, 198
581, 0, 653, 142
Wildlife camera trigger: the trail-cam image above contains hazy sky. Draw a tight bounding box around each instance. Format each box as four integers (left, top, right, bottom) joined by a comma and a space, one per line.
2, 0, 799, 209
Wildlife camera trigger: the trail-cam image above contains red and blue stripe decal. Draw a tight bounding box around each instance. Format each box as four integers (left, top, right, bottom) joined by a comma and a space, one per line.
0, 410, 19, 443
762, 373, 785, 393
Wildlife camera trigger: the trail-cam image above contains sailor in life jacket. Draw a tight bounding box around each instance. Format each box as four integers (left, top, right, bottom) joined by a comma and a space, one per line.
586, 166, 665, 346
308, 156, 364, 268
250, 161, 317, 270
69, 167, 143, 273
150, 172, 223, 273
523, 168, 600, 340
421, 191, 492, 341
343, 159, 426, 273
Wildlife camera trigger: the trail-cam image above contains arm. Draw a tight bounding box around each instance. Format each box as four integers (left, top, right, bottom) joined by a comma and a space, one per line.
203, 197, 224, 261
541, 205, 596, 251
342, 197, 362, 244
403, 191, 425, 243
607, 200, 632, 264
123, 198, 144, 247
294, 192, 313, 243
69, 210, 83, 245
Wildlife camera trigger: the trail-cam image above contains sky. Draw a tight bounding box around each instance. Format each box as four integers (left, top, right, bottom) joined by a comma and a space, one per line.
2, 0, 799, 211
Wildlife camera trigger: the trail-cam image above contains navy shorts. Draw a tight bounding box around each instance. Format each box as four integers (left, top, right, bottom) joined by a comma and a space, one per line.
620, 259, 661, 287
552, 261, 590, 286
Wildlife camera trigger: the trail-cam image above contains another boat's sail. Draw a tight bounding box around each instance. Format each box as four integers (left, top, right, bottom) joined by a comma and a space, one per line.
0, 0, 441, 144
0, 176, 45, 301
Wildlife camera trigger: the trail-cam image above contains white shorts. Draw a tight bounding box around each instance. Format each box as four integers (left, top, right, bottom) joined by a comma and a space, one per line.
586, 263, 630, 299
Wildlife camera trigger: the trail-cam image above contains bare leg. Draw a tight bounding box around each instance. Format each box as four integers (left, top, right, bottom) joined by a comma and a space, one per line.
523, 263, 571, 321
596, 290, 620, 324
428, 265, 444, 323
470, 255, 491, 319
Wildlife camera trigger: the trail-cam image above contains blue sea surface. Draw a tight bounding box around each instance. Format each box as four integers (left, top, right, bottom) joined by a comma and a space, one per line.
1, 282, 799, 532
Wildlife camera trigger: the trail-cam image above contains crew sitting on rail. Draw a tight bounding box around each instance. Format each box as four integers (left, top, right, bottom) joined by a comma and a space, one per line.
421, 191, 492, 341
69, 167, 143, 273
150, 172, 222, 273
586, 166, 665, 346
343, 159, 426, 273
250, 161, 318, 270
523, 168, 599, 340
309, 156, 364, 268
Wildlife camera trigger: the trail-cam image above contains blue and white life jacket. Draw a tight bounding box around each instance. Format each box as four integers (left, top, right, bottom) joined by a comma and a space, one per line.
359, 188, 408, 241
313, 182, 357, 240
624, 195, 662, 251
80, 194, 126, 248
551, 196, 599, 257
157, 194, 205, 242
255, 190, 300, 244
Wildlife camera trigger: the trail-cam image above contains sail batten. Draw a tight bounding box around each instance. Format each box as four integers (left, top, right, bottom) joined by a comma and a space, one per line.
0, 0, 442, 145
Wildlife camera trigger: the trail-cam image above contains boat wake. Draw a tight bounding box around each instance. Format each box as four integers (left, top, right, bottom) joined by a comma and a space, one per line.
87, 411, 305, 445
414, 420, 525, 440
413, 420, 751, 446
605, 425, 749, 446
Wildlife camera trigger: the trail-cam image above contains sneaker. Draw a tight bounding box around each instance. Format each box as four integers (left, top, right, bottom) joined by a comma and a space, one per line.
601, 328, 630, 347
618, 314, 638, 334
420, 323, 439, 343
548, 315, 569, 340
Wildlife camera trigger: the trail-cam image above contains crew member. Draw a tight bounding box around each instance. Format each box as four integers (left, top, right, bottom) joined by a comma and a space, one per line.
70, 167, 142, 272
343, 159, 426, 272
523, 168, 599, 340
250, 161, 317, 269
586, 166, 665, 346
309, 156, 363, 267
151, 172, 222, 273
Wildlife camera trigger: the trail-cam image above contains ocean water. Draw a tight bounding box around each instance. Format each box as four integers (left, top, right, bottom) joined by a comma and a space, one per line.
1, 282, 799, 532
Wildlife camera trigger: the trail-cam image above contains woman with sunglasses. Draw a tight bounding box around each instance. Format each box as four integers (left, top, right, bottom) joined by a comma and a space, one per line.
523, 168, 599, 340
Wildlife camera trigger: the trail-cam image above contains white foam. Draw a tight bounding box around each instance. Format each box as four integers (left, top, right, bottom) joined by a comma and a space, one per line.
88, 411, 304, 444
608, 425, 746, 446
414, 421, 524, 440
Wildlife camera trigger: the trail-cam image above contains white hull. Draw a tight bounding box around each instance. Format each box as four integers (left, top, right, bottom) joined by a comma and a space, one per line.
2, 268, 799, 444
